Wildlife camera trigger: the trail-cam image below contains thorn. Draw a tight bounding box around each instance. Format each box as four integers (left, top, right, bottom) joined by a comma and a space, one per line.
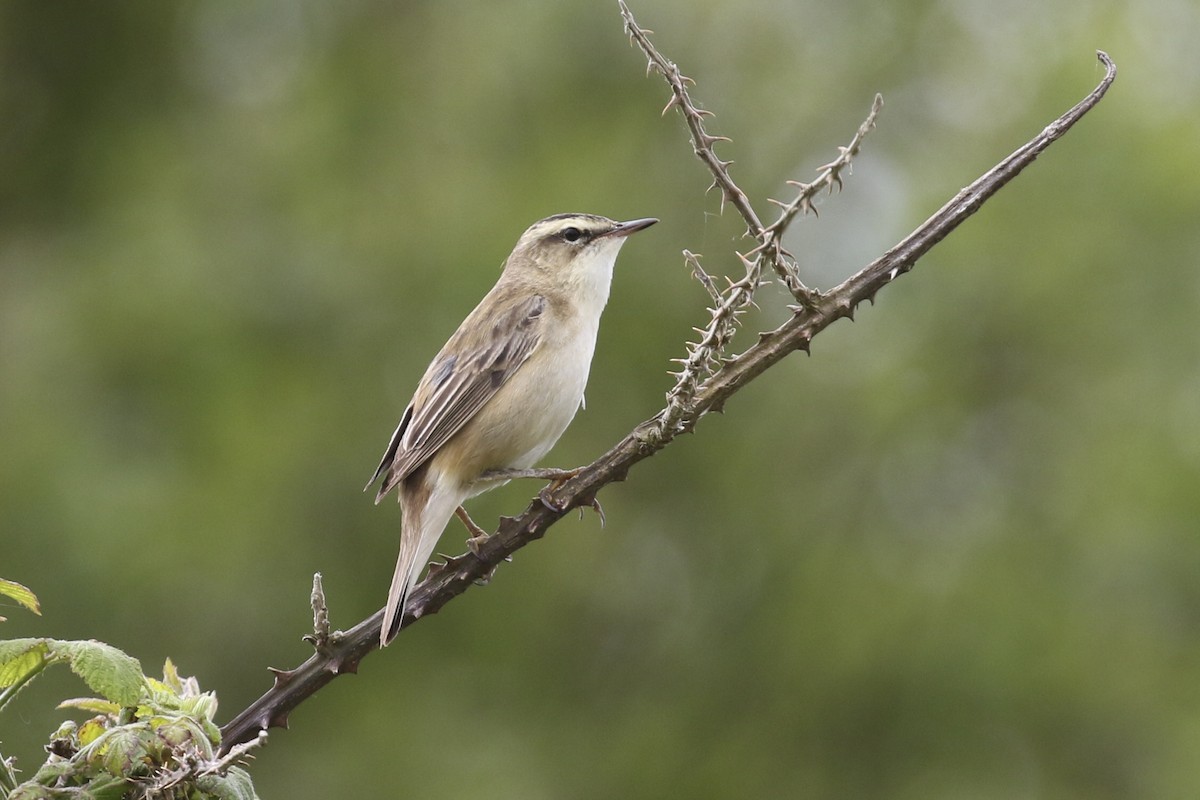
661, 94, 682, 116
767, 197, 788, 209
589, 497, 607, 528
268, 667, 294, 689
694, 107, 715, 118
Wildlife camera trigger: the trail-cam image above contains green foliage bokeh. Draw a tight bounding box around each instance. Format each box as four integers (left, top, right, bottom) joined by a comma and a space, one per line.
2, 1, 1199, 798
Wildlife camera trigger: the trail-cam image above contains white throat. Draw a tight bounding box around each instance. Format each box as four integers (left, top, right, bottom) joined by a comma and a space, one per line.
570, 239, 626, 321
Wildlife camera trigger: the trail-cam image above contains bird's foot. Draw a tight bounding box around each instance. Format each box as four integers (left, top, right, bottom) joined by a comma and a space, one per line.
456, 505, 491, 555
537, 488, 604, 528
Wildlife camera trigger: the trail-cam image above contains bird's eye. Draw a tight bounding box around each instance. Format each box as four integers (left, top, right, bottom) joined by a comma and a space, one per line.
561, 226, 583, 243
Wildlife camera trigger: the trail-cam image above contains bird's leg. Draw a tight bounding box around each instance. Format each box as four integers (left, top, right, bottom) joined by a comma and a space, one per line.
478, 466, 605, 522
456, 505, 491, 555
479, 466, 584, 485
480, 466, 581, 512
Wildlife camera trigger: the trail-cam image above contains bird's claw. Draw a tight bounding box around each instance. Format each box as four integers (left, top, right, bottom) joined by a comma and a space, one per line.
540, 489, 605, 528
587, 496, 606, 528
473, 564, 499, 586
538, 486, 568, 513
467, 532, 489, 556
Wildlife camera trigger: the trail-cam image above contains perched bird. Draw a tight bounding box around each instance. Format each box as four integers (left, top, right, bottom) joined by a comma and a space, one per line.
367, 213, 657, 646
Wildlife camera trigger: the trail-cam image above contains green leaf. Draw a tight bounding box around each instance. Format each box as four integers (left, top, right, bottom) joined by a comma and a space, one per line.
81, 775, 132, 800
77, 717, 108, 747
14, 772, 134, 800
0, 579, 41, 617
196, 766, 262, 800
93, 726, 156, 777
50, 641, 144, 707
57, 697, 122, 716
161, 657, 182, 694
0, 638, 51, 711
0, 639, 50, 687
8, 783, 56, 800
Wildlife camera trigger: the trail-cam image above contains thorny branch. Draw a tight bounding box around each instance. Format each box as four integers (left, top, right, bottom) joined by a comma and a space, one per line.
619, 0, 883, 309
619, 0, 885, 438
219, 3, 1117, 754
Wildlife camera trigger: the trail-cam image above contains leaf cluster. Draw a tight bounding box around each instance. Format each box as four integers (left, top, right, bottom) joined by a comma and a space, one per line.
0, 611, 258, 800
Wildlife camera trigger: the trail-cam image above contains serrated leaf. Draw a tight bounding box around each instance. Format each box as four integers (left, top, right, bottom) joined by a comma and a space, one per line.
8, 781, 57, 800
52, 640, 144, 707
0, 579, 41, 616
143, 676, 176, 708
196, 766, 262, 800
161, 657, 182, 693
27, 759, 74, 785
78, 717, 109, 747
81, 774, 132, 800
96, 729, 154, 777
58, 697, 122, 716
0, 638, 50, 687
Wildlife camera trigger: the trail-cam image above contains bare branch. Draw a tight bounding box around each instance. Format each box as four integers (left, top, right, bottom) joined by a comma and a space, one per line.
218, 39, 1116, 754
300, 573, 331, 653
764, 94, 884, 239
684, 250, 721, 306
619, 0, 763, 237
620, 2, 882, 311
757, 94, 884, 301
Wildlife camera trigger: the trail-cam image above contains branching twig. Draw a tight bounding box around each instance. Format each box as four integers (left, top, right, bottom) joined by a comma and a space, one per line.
218, 10, 1116, 753
301, 573, 331, 653
655, 94, 882, 436
620, 0, 883, 308
620, 0, 883, 435
764, 93, 885, 238
619, 1, 760, 236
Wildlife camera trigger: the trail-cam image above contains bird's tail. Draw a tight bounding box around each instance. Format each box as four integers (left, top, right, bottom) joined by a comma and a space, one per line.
380, 470, 464, 647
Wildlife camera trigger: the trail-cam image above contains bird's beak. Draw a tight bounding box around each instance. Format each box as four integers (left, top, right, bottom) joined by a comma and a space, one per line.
601, 217, 659, 238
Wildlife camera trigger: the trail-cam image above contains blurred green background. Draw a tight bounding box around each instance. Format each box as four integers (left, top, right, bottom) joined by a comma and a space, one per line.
2, 1, 1198, 797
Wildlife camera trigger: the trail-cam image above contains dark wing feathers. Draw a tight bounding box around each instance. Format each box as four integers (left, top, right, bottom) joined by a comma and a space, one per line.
368, 293, 545, 501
